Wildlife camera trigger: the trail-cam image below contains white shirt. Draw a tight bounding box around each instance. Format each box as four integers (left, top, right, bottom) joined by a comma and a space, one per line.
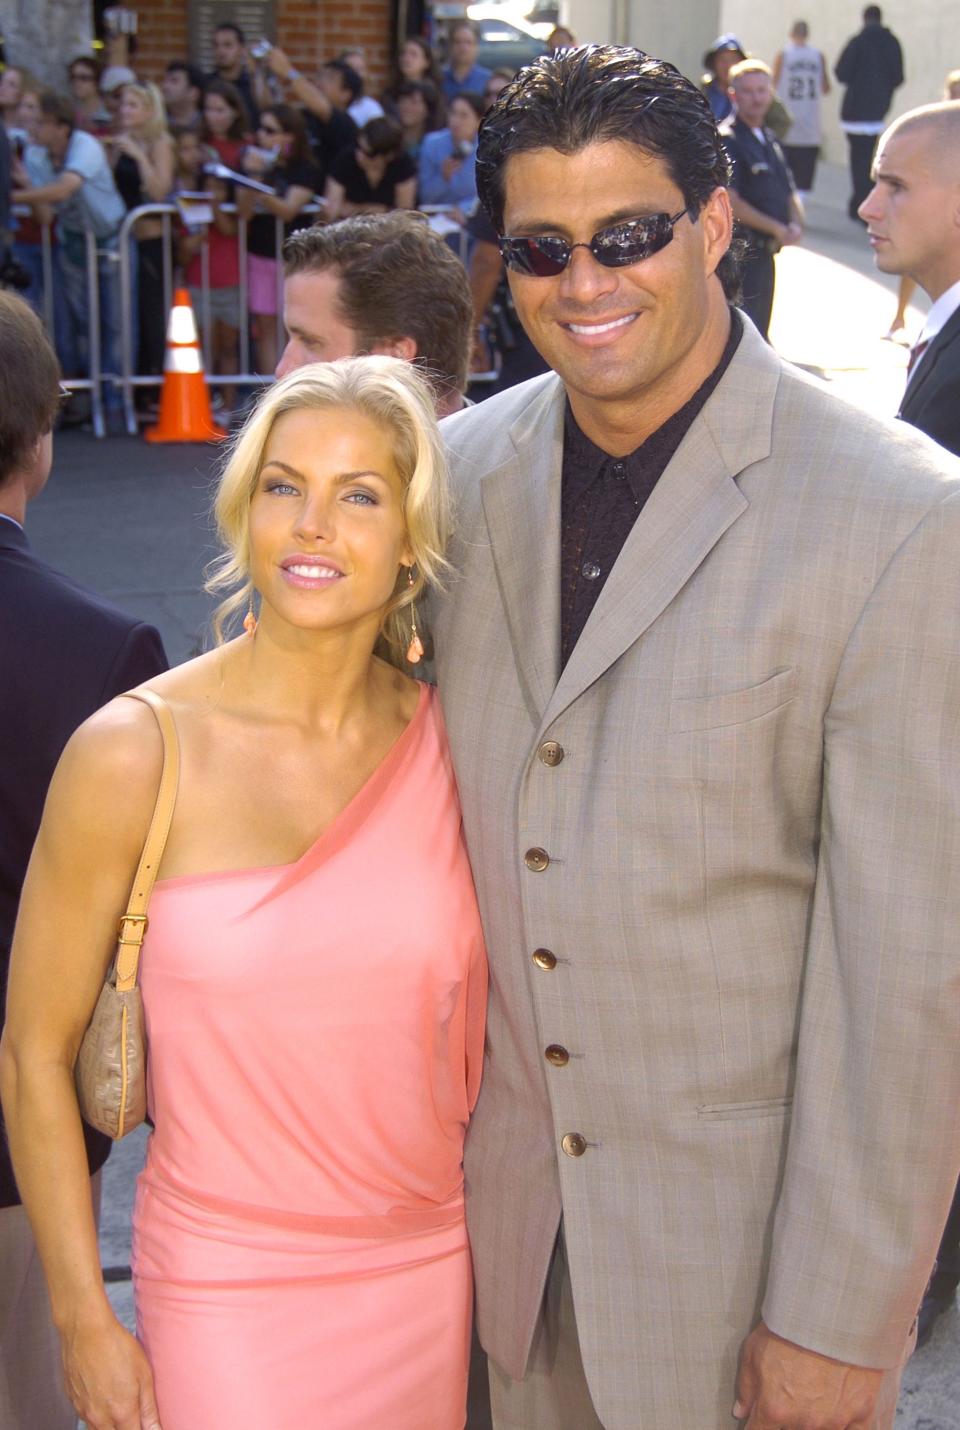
778, 43, 824, 146
348, 95, 385, 128
918, 277, 960, 347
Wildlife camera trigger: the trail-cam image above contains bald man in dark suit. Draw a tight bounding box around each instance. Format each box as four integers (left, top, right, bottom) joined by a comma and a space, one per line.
861, 97, 960, 1346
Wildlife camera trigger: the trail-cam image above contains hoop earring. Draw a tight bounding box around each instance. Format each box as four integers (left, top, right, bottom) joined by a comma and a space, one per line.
405, 568, 424, 665
243, 593, 258, 637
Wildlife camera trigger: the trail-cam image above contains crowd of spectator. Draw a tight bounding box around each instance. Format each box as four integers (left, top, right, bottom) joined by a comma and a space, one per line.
0, 18, 527, 425
0, 8, 940, 429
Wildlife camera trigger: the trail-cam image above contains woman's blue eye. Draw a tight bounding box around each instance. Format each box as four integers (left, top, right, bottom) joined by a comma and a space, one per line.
265, 480, 298, 495
345, 490, 377, 506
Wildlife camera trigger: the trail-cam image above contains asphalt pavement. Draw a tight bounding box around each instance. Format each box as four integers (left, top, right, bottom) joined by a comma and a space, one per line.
28, 161, 957, 1428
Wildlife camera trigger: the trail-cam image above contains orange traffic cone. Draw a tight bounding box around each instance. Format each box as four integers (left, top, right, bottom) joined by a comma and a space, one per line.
145, 289, 227, 443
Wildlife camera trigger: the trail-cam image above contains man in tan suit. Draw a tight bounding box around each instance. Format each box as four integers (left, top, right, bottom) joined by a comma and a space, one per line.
432, 47, 960, 1429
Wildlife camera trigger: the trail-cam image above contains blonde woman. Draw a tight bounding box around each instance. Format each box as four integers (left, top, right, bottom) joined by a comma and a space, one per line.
0, 357, 486, 1430
111, 81, 175, 386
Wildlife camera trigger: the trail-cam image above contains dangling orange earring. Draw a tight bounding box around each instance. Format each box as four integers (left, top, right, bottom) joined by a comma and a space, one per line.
405, 569, 424, 664
243, 593, 258, 636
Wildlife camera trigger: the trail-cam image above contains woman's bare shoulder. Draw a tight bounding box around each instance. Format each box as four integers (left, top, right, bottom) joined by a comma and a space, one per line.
54, 648, 227, 823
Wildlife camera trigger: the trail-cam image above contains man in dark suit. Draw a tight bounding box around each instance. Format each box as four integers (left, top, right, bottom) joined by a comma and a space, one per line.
860, 99, 960, 459
0, 291, 167, 1428
861, 99, 960, 1346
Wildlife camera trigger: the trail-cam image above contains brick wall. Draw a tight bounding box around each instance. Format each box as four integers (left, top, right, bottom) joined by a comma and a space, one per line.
131, 0, 394, 90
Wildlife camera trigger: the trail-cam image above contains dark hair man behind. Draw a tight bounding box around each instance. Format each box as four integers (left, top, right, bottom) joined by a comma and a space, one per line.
835, 4, 904, 219
0, 292, 166, 1429
162, 60, 205, 129
277, 211, 473, 415
208, 21, 258, 130
433, 45, 960, 1430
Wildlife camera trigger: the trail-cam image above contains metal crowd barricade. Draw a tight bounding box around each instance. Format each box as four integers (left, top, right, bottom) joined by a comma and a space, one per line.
13, 208, 107, 438
116, 200, 325, 437
418, 205, 471, 266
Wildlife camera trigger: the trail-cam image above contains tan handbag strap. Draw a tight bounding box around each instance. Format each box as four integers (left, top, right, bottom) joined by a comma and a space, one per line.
114, 689, 181, 992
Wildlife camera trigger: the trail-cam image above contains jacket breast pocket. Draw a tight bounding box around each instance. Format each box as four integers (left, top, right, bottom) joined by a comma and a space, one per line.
696, 1096, 793, 1121
669, 667, 798, 733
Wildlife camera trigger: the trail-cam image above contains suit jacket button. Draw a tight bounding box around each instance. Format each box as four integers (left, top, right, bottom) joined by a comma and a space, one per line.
545, 1044, 569, 1066
561, 1132, 586, 1157
532, 948, 557, 970
537, 741, 564, 766
525, 847, 550, 871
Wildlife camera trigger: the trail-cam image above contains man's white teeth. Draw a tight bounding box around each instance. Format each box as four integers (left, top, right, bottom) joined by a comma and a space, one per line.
288, 565, 339, 578
568, 314, 636, 335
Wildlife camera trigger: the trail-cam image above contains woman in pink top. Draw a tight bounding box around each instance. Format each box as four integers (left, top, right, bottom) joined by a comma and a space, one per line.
1, 358, 486, 1429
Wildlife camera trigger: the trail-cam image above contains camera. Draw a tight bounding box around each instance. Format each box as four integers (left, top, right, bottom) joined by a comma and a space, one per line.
103, 7, 138, 36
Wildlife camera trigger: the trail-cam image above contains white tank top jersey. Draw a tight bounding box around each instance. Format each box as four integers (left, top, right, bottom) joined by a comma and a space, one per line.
779, 43, 823, 146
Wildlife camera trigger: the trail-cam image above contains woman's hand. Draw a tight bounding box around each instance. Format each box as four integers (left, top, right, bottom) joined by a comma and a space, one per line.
241, 147, 270, 177
440, 154, 463, 183
113, 133, 144, 162
265, 44, 292, 81
61, 1307, 162, 1429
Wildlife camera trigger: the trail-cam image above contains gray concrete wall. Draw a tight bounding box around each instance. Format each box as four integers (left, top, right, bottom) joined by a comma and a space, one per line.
560, 1, 954, 163
0, 0, 94, 89
715, 1, 957, 162
565, 0, 721, 84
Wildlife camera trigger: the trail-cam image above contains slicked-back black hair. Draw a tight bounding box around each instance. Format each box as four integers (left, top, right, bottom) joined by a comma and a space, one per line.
476, 45, 739, 299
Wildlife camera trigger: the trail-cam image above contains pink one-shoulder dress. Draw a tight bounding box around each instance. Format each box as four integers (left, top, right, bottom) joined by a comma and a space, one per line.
131, 684, 486, 1429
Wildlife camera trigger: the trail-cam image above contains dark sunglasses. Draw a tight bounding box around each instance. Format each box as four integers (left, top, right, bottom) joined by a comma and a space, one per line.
499, 206, 692, 277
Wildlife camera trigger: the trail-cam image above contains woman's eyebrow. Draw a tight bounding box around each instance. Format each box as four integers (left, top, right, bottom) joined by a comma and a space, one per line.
261, 461, 388, 484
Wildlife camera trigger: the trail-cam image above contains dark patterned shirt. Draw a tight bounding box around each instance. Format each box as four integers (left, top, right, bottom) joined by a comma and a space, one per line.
560, 311, 743, 667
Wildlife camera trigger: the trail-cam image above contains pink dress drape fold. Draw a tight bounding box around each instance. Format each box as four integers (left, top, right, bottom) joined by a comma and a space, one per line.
131, 685, 487, 1428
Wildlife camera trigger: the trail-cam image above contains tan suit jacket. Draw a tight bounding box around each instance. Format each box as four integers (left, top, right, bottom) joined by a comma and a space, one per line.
434, 319, 960, 1428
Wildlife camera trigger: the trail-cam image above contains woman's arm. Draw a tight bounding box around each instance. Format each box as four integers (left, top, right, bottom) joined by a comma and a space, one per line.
114, 133, 175, 203
202, 178, 238, 238
258, 182, 314, 224
392, 176, 417, 211
140, 134, 175, 202
324, 176, 346, 223
0, 699, 165, 1430
265, 46, 332, 123
234, 183, 260, 222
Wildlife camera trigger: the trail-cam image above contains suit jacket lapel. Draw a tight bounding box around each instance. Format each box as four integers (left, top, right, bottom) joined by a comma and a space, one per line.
477, 321, 780, 733
479, 375, 565, 720
900, 306, 960, 417
0, 517, 29, 553
543, 321, 777, 730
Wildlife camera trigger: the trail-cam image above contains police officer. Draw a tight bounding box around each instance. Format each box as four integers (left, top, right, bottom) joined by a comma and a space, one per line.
720, 58, 804, 338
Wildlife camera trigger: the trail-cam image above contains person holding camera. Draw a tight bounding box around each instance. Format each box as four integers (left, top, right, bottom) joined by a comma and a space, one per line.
418, 91, 482, 219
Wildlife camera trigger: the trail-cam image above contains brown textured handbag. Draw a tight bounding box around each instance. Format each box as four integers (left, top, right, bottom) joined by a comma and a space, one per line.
75, 689, 180, 1140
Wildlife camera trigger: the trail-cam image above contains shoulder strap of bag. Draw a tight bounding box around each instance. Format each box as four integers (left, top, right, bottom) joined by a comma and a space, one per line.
113, 689, 181, 993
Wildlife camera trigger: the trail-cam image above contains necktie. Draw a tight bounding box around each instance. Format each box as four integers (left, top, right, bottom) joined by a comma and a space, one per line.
906, 338, 929, 380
